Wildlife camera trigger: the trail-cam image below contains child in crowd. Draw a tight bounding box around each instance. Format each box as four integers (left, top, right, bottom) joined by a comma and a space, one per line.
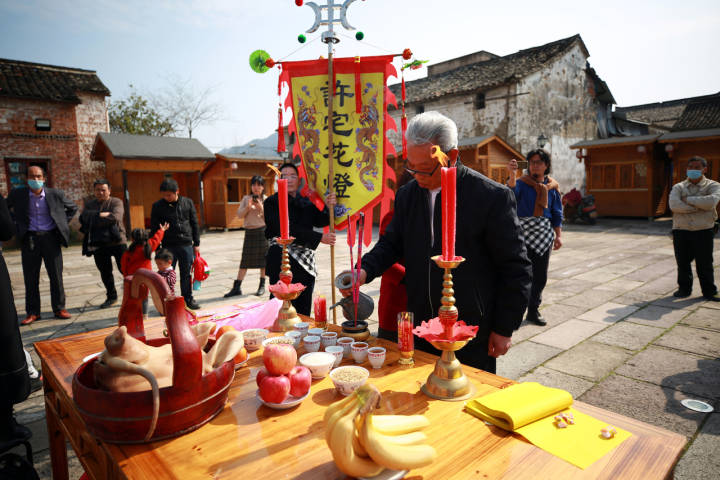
121, 222, 169, 315
154, 248, 176, 294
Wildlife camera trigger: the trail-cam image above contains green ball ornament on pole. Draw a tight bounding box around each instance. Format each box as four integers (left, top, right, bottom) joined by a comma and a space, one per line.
298, 34, 307, 43
355, 31, 364, 41
249, 50, 272, 73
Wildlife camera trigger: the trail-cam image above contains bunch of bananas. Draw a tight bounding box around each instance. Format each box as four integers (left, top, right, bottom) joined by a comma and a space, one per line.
324, 384, 436, 477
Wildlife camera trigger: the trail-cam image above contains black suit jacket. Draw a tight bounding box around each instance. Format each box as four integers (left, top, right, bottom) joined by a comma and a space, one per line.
7, 186, 78, 246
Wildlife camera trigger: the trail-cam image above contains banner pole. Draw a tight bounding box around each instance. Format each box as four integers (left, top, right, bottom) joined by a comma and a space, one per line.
326, 24, 337, 325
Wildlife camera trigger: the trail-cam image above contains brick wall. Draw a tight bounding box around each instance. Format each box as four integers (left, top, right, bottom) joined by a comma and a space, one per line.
0, 93, 108, 204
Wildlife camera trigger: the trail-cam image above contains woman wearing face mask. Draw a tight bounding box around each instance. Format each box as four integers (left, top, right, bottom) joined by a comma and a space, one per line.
507, 149, 563, 326
263, 163, 336, 315
224, 175, 269, 297
668, 156, 720, 301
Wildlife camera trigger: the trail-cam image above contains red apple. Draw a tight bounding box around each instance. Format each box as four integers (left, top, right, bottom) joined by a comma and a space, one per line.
256, 367, 271, 388
259, 375, 290, 404
262, 343, 297, 375
288, 366, 312, 397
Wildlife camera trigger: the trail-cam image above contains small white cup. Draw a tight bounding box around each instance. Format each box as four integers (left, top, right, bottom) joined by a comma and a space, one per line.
321, 331, 338, 348
294, 322, 310, 338
308, 327, 324, 337
325, 345, 344, 367
285, 330, 303, 349
337, 337, 354, 358
351, 342, 368, 364
367, 346, 386, 369
303, 335, 321, 352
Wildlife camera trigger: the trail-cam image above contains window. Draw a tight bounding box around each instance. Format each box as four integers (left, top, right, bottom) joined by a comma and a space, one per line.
588, 163, 648, 190
474, 93, 486, 110
4, 159, 50, 191
35, 119, 51, 131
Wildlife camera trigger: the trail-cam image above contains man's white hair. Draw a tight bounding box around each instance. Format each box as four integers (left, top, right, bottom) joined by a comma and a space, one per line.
406, 111, 458, 152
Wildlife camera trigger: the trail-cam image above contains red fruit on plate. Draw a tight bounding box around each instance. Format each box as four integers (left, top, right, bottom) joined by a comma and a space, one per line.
256, 367, 271, 388
288, 366, 312, 397
263, 343, 297, 375
259, 375, 291, 404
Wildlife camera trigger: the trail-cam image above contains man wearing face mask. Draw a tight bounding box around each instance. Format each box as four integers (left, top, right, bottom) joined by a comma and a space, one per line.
668, 156, 720, 301
507, 150, 563, 326
7, 165, 78, 325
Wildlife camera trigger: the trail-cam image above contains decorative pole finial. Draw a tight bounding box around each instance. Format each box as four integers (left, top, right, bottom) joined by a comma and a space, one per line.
304, 0, 360, 44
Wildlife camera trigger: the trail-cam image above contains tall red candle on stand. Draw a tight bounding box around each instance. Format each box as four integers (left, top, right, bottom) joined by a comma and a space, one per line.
278, 178, 289, 239
441, 166, 456, 260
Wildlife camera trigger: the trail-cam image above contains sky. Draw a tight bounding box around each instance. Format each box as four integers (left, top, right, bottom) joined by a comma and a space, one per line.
1, 0, 718, 152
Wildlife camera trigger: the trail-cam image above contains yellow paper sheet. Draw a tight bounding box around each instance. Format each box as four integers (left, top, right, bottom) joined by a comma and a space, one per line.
465, 383, 631, 469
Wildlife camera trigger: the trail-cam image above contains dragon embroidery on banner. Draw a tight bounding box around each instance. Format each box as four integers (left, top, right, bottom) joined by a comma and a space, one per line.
354, 87, 380, 192
297, 86, 322, 191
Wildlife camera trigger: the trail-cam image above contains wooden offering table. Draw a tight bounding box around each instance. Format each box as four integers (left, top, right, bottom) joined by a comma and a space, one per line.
36, 317, 685, 479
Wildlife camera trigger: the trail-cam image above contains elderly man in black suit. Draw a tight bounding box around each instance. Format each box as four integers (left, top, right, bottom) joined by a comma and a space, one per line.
7, 165, 78, 325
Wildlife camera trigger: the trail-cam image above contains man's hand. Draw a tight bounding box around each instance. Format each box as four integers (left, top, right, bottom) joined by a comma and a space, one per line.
506, 159, 518, 187
321, 232, 336, 245
338, 269, 367, 297
193, 246, 200, 255
488, 332, 512, 358
553, 236, 563, 250
160, 222, 170, 231
325, 193, 337, 207
99, 212, 111, 218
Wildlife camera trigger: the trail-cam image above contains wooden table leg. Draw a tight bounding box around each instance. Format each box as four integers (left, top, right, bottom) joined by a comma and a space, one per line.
43, 375, 69, 480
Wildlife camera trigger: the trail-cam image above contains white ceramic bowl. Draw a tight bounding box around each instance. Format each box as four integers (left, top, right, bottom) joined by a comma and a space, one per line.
255, 390, 309, 410
308, 327, 324, 337
242, 328, 269, 351
299, 352, 336, 379
324, 345, 344, 367
285, 330, 303, 349
303, 335, 321, 352
293, 322, 310, 337
329, 366, 370, 396
262, 336, 294, 348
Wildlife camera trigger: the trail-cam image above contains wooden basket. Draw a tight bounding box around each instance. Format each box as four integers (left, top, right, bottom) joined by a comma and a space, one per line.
72, 269, 234, 444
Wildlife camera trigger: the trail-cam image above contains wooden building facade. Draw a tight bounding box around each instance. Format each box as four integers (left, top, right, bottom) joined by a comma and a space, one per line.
91, 132, 215, 230
571, 135, 668, 218
202, 154, 281, 229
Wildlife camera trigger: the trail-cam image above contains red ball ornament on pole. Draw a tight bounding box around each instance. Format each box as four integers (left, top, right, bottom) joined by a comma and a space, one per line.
295, 0, 303, 6
265, 58, 276, 68
402, 48, 413, 60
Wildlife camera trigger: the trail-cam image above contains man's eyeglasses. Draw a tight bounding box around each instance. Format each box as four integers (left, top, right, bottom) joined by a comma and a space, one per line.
280, 174, 298, 180
404, 162, 440, 177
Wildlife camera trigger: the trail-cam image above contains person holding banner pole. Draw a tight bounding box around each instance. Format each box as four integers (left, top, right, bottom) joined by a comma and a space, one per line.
264, 162, 337, 315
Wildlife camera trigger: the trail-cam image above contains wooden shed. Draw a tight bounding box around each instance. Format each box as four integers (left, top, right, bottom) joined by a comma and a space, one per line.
91, 132, 215, 230
570, 134, 669, 218
202, 154, 281, 230
659, 128, 720, 215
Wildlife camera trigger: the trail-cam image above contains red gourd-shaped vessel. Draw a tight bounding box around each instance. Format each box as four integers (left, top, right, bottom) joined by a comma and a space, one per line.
72, 269, 234, 444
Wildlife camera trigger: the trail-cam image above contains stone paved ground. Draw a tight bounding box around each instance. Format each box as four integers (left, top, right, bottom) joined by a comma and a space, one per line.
5, 218, 719, 479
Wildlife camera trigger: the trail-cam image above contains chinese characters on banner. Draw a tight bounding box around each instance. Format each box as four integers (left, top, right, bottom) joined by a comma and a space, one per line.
279, 55, 398, 243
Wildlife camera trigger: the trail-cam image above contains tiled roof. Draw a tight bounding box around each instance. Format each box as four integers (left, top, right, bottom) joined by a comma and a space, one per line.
389, 35, 586, 104
94, 132, 215, 160
659, 128, 720, 142
672, 94, 720, 131
570, 134, 660, 149
0, 58, 110, 103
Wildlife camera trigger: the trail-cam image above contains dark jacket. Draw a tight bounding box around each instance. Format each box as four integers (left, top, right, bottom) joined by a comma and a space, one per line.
264, 192, 330, 249
0, 195, 30, 405
7, 186, 78, 246
150, 196, 200, 247
362, 163, 532, 342
79, 196, 127, 248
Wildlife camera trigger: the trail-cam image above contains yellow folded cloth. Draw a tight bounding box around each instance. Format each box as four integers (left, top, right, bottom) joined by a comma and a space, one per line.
465, 382, 631, 469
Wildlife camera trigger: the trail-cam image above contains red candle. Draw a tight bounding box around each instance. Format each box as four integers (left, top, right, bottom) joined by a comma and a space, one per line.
278, 178, 289, 239
313, 295, 327, 326
441, 166, 456, 260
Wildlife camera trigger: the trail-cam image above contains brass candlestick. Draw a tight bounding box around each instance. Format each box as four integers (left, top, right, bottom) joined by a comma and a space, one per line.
271, 237, 303, 332
420, 255, 476, 402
